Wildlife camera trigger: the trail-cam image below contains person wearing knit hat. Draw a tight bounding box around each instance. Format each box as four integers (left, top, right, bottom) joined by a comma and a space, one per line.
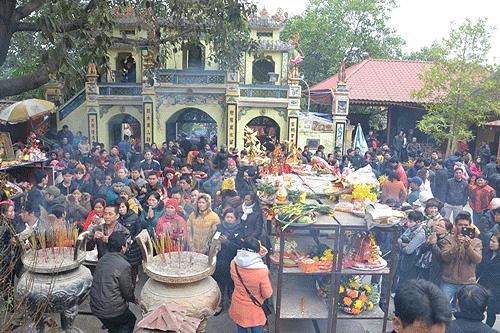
119, 186, 140, 214
478, 199, 500, 244
221, 177, 236, 192
162, 167, 177, 195
223, 159, 238, 180
156, 198, 188, 251
424, 198, 444, 228
188, 193, 220, 253
491, 198, 500, 211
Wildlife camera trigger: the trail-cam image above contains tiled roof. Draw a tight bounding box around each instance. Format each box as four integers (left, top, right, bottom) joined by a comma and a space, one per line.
309, 59, 432, 105
113, 16, 151, 29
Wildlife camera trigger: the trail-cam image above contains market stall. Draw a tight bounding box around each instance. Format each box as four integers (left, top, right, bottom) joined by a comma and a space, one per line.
0, 133, 53, 206
248, 133, 402, 333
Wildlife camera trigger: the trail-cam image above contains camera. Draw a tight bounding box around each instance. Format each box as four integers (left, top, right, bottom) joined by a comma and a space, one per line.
461, 227, 475, 238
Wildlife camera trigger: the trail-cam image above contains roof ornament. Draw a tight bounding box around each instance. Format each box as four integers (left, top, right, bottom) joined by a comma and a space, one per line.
260, 7, 269, 17
125, 4, 135, 16
272, 8, 288, 22
339, 61, 346, 82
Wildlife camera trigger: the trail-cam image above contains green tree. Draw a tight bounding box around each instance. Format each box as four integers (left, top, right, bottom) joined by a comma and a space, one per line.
281, 0, 404, 85
0, 0, 256, 99
403, 43, 441, 62
413, 18, 500, 155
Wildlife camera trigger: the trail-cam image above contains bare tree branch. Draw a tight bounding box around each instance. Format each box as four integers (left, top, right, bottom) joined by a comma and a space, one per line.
15, 18, 89, 33
14, 21, 39, 32
15, 0, 50, 21
0, 43, 65, 98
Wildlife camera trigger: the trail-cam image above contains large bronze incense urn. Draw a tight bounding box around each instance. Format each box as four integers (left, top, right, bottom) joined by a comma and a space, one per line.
136, 230, 221, 333
16, 232, 92, 332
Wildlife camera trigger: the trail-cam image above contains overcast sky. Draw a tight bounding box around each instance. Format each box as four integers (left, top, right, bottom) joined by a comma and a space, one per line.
254, 0, 500, 63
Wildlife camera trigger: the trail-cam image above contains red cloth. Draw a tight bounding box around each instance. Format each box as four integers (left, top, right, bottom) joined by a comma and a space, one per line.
164, 198, 178, 208
83, 210, 103, 231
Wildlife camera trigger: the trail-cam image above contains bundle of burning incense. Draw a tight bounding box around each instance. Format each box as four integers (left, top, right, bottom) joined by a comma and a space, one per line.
55, 228, 66, 251
178, 237, 182, 269
36, 232, 48, 262
160, 234, 167, 261
68, 224, 78, 248
152, 236, 166, 262
165, 231, 172, 258
30, 233, 37, 255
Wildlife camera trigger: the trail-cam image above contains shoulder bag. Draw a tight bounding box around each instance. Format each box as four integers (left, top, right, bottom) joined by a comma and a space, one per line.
235, 264, 272, 317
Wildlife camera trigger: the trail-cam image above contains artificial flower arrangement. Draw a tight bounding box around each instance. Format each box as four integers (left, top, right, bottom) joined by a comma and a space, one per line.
338, 276, 379, 315
315, 275, 380, 314
309, 243, 335, 272
351, 184, 378, 202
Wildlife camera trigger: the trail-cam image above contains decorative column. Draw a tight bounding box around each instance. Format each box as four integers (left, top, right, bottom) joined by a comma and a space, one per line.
142, 85, 155, 148
226, 72, 239, 148
332, 64, 350, 153
85, 64, 100, 144
287, 76, 301, 145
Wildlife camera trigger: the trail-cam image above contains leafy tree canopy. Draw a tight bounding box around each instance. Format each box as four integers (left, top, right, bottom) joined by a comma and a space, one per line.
0, 0, 257, 99
281, 0, 404, 85
413, 18, 500, 154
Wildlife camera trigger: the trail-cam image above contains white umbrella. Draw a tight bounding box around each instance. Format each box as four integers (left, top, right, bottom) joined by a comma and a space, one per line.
0, 99, 55, 124
354, 123, 369, 155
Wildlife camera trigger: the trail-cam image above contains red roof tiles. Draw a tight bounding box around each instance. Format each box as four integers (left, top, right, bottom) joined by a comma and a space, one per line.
309, 59, 432, 105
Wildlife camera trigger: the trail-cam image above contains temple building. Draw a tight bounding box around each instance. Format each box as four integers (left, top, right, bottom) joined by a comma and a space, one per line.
56, 7, 302, 150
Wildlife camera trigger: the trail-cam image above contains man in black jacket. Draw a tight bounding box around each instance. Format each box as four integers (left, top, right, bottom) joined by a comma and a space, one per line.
444, 168, 469, 221
432, 160, 449, 203
90, 230, 137, 333
446, 285, 498, 333
26, 169, 48, 215
390, 279, 451, 333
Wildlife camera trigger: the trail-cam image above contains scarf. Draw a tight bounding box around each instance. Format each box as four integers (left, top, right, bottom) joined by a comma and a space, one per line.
241, 202, 255, 221
222, 219, 241, 231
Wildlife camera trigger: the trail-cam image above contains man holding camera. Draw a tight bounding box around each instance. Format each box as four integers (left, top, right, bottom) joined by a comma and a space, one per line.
440, 211, 482, 310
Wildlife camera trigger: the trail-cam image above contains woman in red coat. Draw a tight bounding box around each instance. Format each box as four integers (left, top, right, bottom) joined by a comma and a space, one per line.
229, 238, 272, 333
155, 198, 188, 251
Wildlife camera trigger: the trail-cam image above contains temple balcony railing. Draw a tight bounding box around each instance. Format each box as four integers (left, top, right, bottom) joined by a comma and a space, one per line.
239, 84, 288, 99
97, 83, 142, 96
58, 89, 86, 121
157, 69, 226, 85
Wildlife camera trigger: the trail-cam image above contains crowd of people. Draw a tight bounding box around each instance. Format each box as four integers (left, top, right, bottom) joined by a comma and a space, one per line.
0, 125, 499, 333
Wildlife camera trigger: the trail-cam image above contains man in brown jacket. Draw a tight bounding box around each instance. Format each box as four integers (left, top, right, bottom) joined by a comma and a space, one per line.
440, 211, 482, 311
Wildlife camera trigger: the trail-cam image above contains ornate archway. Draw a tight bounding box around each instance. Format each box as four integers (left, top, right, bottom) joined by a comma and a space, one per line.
108, 113, 141, 147
246, 116, 280, 143
166, 108, 217, 147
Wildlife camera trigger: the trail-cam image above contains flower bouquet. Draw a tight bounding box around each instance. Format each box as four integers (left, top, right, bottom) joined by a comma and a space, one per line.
338, 276, 376, 315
